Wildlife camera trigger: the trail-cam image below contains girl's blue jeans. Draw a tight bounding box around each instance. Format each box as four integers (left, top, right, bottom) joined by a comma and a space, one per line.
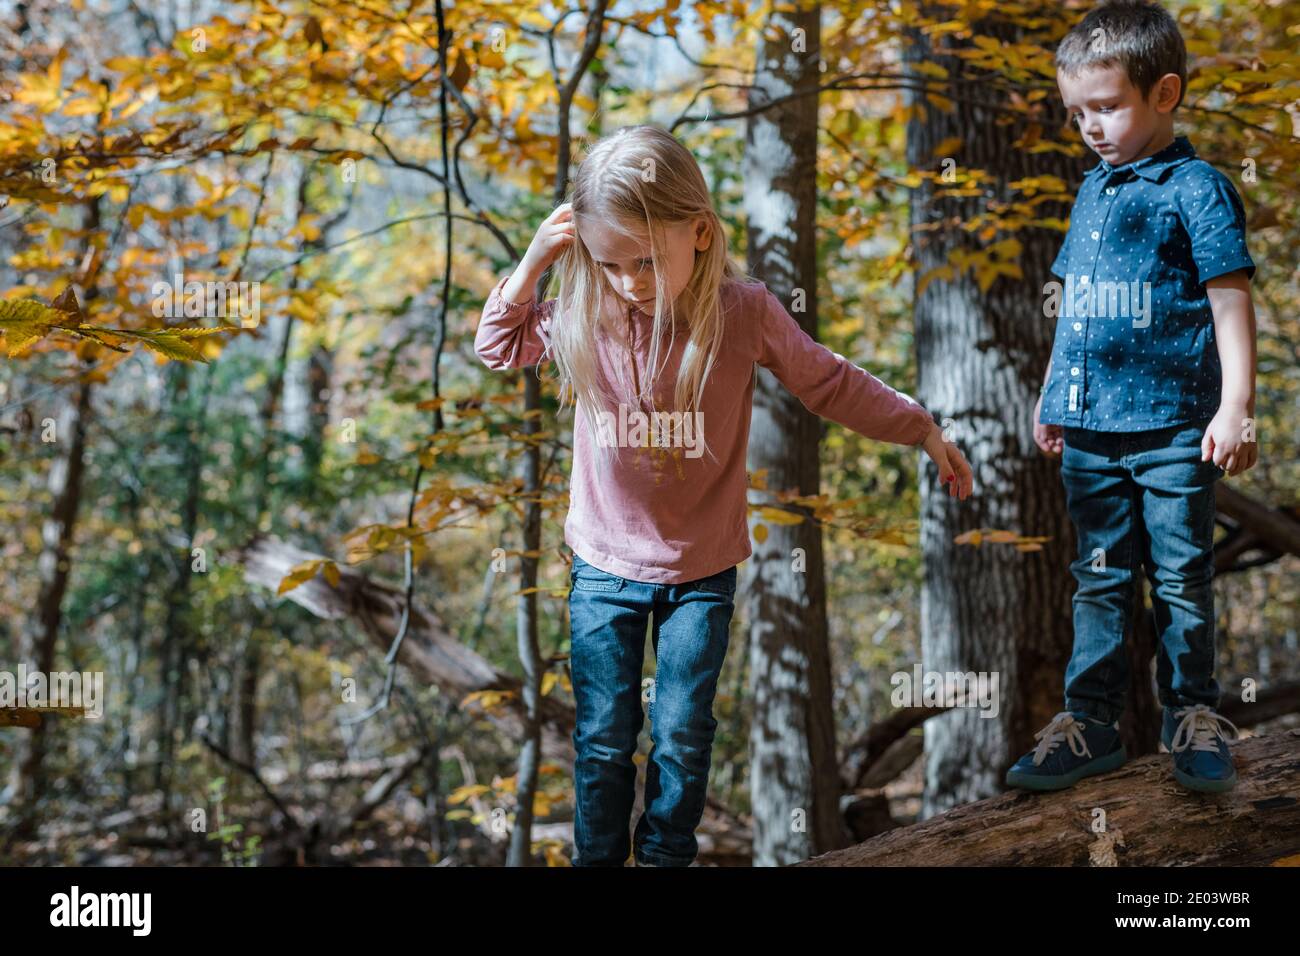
1060, 417, 1225, 725
567, 553, 737, 867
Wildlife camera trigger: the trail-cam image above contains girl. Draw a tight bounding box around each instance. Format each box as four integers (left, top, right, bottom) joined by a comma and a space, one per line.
475, 125, 973, 867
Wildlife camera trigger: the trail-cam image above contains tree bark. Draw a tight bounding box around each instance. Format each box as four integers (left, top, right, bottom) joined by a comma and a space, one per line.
906, 8, 1083, 817
497, 0, 607, 868
801, 729, 1300, 866
743, 1, 847, 866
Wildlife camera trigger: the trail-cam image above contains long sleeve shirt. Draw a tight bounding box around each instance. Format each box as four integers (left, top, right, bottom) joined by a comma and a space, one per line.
474, 273, 934, 584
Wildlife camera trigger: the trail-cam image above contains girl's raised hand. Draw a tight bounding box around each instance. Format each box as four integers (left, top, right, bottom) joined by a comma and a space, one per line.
502, 204, 576, 305
921, 422, 974, 500
521, 202, 576, 276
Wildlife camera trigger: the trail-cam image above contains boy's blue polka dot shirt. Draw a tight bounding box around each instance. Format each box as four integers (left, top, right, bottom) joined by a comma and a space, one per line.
1041, 135, 1255, 432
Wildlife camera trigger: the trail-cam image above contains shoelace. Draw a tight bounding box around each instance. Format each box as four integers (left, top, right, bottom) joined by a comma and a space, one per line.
1031, 710, 1093, 766
1169, 704, 1239, 753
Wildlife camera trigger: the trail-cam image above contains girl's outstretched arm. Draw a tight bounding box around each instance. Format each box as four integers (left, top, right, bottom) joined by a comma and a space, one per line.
755, 286, 973, 499
756, 286, 932, 445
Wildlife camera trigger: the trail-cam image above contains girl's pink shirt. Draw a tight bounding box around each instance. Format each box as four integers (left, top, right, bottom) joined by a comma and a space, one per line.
474, 273, 934, 584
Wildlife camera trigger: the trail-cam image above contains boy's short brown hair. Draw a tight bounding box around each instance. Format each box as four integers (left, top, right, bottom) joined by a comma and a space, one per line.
1055, 0, 1188, 110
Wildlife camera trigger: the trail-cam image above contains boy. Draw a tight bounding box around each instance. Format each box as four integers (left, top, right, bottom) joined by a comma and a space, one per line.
1006, 0, 1257, 794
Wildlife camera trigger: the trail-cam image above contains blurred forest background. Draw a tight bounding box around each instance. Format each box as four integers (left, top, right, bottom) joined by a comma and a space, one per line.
1, 0, 1297, 867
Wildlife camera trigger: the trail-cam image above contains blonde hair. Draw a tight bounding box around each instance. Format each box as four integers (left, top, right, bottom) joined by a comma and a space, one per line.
545, 124, 745, 468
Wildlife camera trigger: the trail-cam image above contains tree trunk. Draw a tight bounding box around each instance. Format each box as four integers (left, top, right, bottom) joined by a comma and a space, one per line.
155, 364, 211, 801
9, 198, 101, 837
301, 343, 333, 481
906, 8, 1084, 817
501, 0, 607, 867
743, 1, 848, 865
10, 377, 93, 834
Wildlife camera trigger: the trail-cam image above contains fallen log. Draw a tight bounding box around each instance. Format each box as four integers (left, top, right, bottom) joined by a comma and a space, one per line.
840, 706, 944, 790
1214, 483, 1300, 568
0, 707, 89, 729
1221, 678, 1300, 729
235, 534, 747, 858
238, 534, 578, 764
260, 752, 426, 787
801, 729, 1300, 866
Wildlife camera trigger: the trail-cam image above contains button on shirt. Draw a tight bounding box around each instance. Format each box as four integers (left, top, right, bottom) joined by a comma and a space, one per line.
1042, 135, 1255, 431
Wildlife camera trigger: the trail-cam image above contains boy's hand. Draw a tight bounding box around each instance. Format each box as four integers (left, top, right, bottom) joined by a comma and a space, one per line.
1204, 272, 1258, 479
1202, 404, 1258, 477
1033, 392, 1064, 458
922, 423, 974, 500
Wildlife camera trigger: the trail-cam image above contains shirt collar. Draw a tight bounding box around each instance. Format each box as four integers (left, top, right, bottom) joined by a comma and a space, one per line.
1083, 135, 1195, 183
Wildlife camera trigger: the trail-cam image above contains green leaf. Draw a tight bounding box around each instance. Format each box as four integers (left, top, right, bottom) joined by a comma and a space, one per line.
132, 331, 209, 363
0, 299, 66, 326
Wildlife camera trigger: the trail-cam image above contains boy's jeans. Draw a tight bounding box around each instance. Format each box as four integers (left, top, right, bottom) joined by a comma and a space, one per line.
568, 553, 737, 867
1061, 418, 1225, 724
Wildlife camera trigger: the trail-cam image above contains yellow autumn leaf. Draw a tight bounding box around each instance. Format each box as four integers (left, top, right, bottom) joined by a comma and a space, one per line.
989, 238, 1023, 260
62, 96, 101, 117
926, 93, 956, 113
461, 689, 517, 713
916, 264, 954, 298
875, 530, 911, 546
447, 783, 491, 805
518, 8, 553, 29
927, 20, 967, 38
912, 61, 949, 79
931, 136, 963, 159
278, 559, 323, 595
759, 506, 804, 526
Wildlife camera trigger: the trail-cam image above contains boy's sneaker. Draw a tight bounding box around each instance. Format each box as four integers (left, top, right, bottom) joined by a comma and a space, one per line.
1005, 710, 1127, 791
1161, 704, 1239, 793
